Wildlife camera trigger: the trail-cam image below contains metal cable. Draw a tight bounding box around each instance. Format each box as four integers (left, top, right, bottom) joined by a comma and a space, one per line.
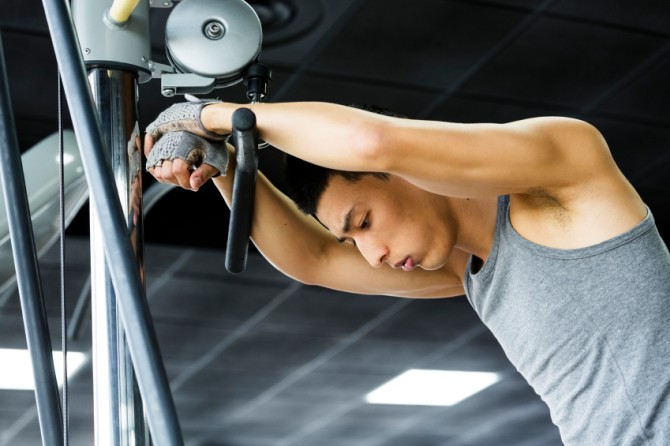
57, 71, 69, 446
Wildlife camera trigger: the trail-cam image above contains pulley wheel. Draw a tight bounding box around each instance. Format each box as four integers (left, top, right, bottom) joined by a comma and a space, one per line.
165, 0, 263, 86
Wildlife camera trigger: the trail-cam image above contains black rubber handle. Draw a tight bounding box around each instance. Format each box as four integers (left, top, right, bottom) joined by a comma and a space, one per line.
225, 108, 259, 273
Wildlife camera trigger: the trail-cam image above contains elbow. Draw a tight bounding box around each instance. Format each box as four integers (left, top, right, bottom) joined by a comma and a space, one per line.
352, 119, 390, 173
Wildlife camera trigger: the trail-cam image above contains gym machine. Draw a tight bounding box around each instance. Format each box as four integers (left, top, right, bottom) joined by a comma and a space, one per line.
0, 0, 271, 444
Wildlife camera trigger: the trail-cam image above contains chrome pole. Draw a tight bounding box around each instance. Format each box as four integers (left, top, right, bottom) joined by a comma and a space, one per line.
88, 69, 148, 446
41, 0, 184, 443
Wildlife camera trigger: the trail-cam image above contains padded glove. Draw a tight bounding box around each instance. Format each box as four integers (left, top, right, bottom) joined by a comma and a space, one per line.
145, 131, 228, 175
145, 101, 225, 142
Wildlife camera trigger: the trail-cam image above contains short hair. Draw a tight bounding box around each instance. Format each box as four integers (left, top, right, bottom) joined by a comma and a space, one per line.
284, 104, 406, 215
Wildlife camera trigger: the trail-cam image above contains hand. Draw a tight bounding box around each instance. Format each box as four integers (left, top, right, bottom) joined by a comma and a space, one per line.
145, 131, 227, 191
145, 101, 226, 141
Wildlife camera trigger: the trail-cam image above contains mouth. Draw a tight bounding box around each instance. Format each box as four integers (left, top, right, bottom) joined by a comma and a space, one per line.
394, 256, 417, 272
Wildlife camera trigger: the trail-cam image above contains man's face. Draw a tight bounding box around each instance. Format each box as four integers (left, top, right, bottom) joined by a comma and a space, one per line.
315, 174, 455, 271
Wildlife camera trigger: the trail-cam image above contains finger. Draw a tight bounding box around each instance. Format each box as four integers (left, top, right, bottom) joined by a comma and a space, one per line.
144, 134, 155, 157
190, 163, 220, 191
172, 158, 194, 190
159, 160, 177, 185
149, 167, 170, 184
148, 167, 158, 180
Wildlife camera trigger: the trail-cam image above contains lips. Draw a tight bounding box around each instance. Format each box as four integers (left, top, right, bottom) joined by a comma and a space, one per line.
394, 256, 417, 272
402, 257, 417, 272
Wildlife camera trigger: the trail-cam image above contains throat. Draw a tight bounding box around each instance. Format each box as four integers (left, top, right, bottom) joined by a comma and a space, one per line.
453, 197, 498, 264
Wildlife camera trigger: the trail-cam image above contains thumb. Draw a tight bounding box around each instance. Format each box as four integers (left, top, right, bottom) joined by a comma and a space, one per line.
190, 163, 220, 191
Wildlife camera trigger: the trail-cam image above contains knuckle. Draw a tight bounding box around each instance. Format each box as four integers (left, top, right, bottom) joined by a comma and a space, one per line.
173, 161, 189, 175
161, 166, 176, 183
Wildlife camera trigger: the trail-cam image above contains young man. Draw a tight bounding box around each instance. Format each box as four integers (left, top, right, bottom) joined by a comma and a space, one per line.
144, 101, 670, 445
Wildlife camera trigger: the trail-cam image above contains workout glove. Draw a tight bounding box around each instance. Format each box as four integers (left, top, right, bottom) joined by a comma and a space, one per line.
145, 101, 225, 141
145, 131, 228, 176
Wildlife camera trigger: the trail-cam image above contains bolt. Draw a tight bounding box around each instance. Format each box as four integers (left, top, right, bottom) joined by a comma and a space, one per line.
163, 1, 169, 6
162, 88, 175, 97
84, 48, 91, 55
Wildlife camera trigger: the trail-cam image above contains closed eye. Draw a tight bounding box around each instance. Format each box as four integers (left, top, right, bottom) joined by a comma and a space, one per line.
337, 237, 357, 247
360, 214, 369, 229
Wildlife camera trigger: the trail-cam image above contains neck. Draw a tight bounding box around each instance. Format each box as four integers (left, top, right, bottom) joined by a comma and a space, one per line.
448, 196, 499, 262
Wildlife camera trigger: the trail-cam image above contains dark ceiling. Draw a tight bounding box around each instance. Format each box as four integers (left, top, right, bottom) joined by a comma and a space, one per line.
1, 0, 669, 445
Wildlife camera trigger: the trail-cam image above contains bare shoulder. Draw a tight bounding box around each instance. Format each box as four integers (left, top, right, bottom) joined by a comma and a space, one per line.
508, 120, 647, 250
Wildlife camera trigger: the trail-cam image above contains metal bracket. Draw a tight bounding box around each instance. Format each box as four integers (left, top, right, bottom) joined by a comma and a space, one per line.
149, 61, 175, 79
150, 0, 174, 7
160, 73, 217, 97
72, 0, 152, 83
150, 61, 219, 97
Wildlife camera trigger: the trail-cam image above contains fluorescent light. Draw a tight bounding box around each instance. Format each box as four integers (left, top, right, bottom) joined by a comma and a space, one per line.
55, 153, 75, 166
0, 349, 87, 391
365, 369, 499, 406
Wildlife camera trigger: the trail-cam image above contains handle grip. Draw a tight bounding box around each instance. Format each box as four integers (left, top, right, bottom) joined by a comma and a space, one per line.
225, 108, 259, 273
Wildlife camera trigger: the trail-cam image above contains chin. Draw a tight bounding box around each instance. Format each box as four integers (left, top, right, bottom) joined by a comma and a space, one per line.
420, 260, 446, 271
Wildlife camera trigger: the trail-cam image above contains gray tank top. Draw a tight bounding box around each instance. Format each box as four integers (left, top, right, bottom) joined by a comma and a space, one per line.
464, 195, 670, 446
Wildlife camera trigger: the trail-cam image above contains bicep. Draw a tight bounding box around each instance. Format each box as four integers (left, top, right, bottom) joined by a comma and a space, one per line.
379, 116, 610, 197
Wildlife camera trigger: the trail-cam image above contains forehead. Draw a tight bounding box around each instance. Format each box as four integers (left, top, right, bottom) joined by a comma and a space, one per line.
315, 174, 390, 229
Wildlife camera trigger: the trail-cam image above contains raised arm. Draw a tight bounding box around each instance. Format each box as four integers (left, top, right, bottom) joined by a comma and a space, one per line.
144, 137, 464, 298
202, 102, 615, 198
211, 151, 465, 298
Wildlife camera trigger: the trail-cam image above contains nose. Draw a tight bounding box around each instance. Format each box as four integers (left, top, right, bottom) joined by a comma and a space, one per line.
356, 236, 389, 268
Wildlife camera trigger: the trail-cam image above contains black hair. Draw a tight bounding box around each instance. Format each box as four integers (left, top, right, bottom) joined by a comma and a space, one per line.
284, 104, 406, 216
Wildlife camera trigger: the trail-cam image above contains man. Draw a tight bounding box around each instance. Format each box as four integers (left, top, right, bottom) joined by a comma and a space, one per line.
144, 101, 670, 445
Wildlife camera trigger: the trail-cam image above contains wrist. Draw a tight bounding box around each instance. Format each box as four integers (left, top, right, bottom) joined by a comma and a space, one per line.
201, 103, 231, 136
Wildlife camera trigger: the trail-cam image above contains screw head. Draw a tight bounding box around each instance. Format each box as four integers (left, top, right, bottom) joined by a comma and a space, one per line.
141, 56, 147, 62
162, 88, 176, 97
84, 48, 91, 55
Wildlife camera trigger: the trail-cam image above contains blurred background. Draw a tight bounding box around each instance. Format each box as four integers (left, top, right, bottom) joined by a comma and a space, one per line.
1, 0, 669, 445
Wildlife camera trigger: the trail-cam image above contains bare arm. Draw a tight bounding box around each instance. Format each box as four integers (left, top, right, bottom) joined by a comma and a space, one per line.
211, 148, 465, 298
202, 102, 615, 198
146, 100, 613, 297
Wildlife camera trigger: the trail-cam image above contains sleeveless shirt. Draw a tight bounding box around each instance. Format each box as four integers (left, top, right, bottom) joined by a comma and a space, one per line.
464, 195, 670, 445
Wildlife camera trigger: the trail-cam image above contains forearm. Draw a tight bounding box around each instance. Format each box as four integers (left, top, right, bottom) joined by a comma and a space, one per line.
213, 157, 464, 298
202, 102, 389, 173
212, 156, 332, 284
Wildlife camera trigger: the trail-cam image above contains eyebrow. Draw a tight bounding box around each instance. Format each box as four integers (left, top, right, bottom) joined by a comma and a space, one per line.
336, 207, 355, 243
342, 207, 354, 233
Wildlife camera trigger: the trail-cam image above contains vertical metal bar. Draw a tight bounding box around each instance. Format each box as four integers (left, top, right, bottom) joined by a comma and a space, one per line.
88, 69, 148, 446
40, 1, 184, 444
0, 31, 64, 446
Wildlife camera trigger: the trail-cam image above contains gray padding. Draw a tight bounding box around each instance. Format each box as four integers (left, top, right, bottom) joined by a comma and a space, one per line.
146, 131, 228, 175
146, 101, 225, 141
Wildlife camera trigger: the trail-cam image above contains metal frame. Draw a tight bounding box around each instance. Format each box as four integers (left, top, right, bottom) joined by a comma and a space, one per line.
88, 68, 149, 446
0, 30, 64, 446
2, 0, 265, 443
41, 0, 183, 444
